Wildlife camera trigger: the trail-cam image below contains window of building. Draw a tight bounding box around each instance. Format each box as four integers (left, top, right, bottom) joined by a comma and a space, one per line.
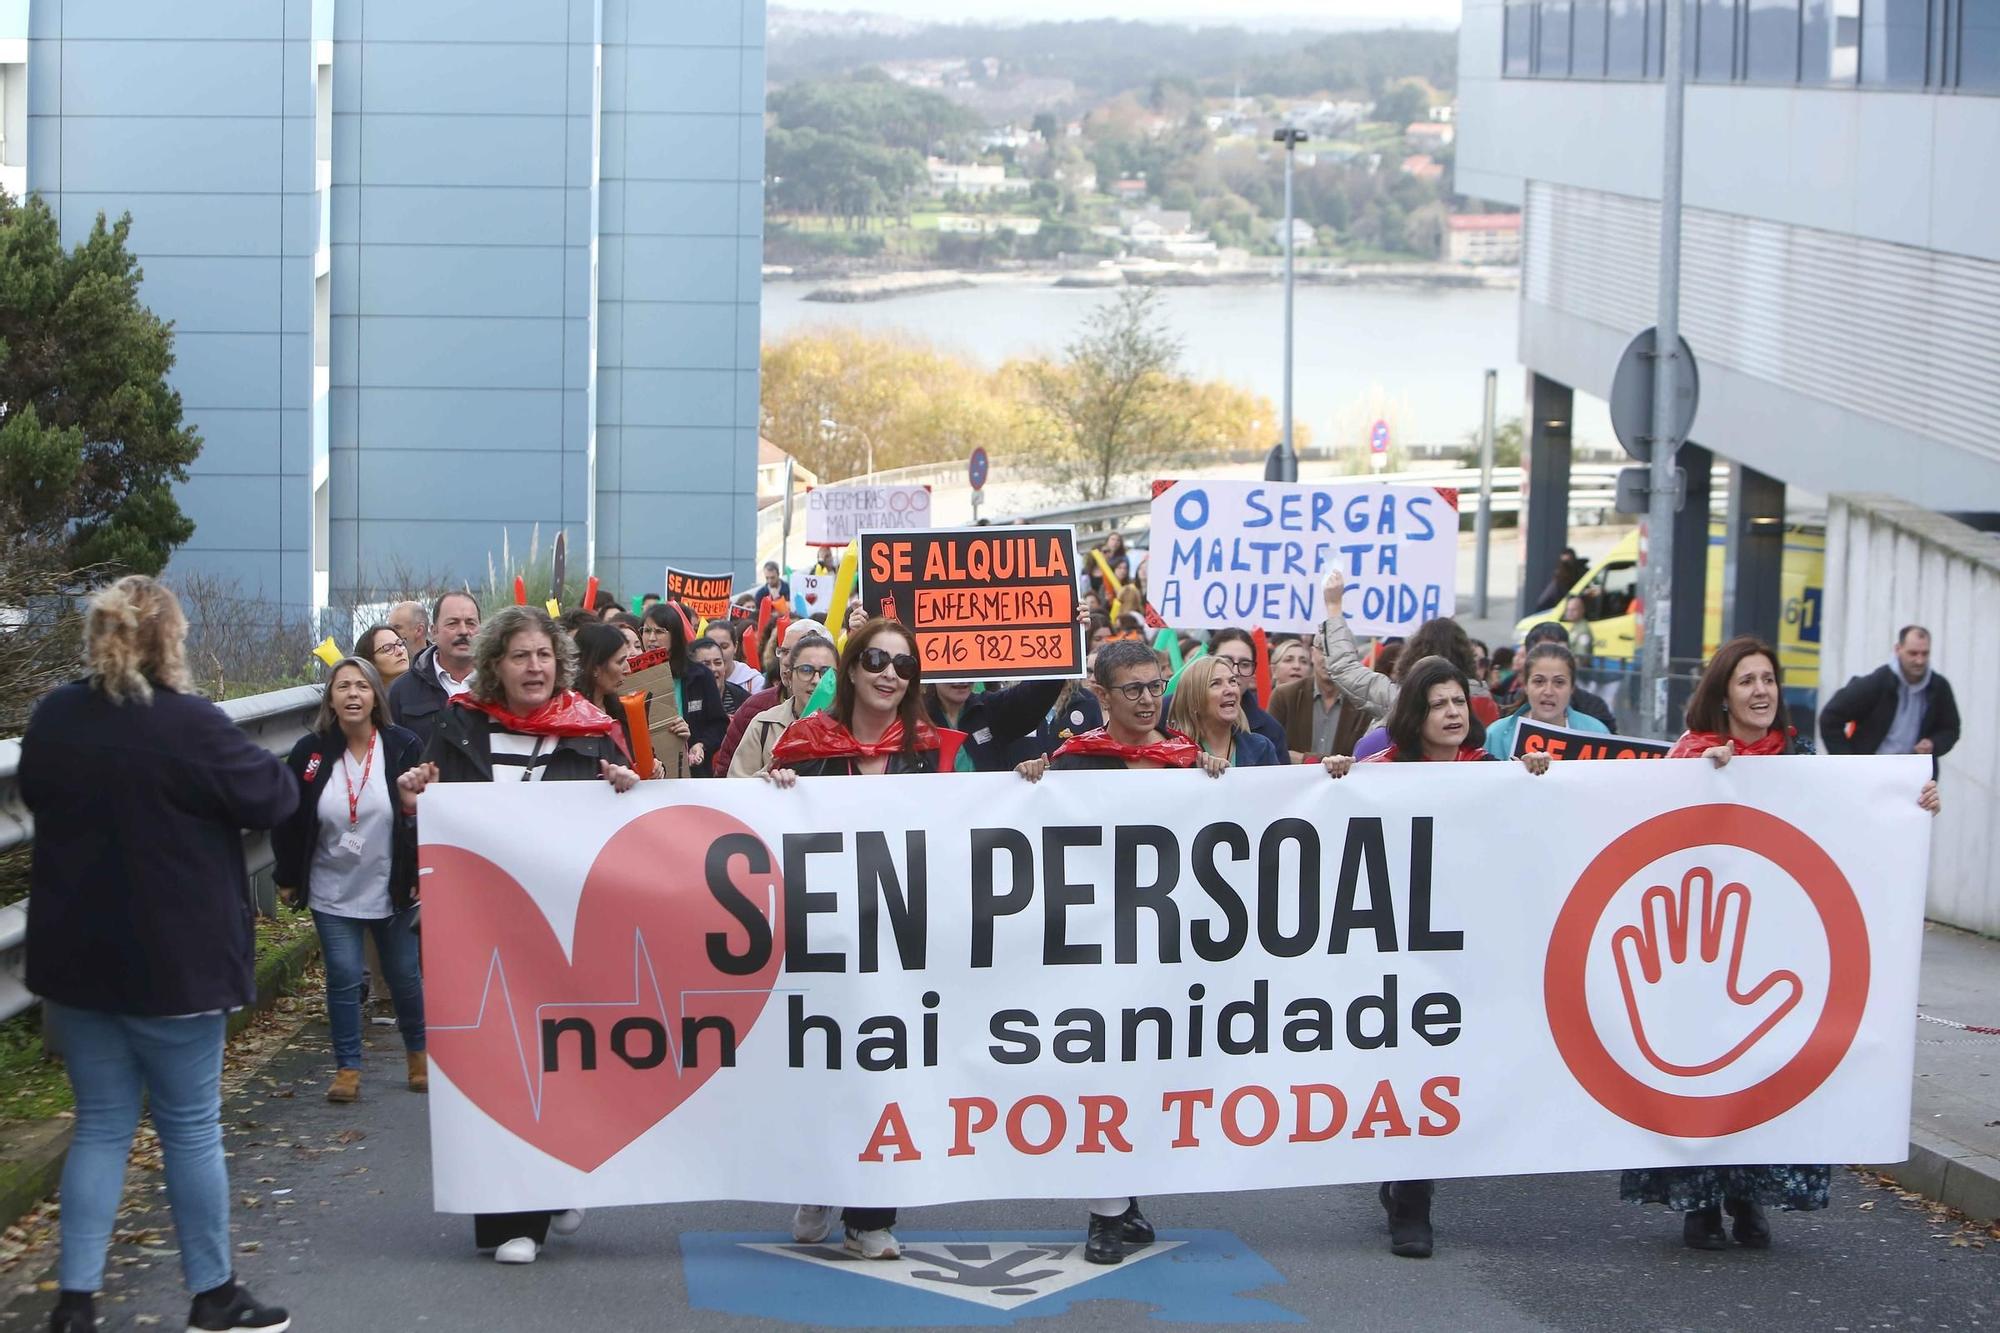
1608, 0, 1651, 74
1962, 0, 2000, 90
1698, 0, 1742, 78
1572, 0, 1612, 72
1539, 1, 1575, 74
1802, 0, 1862, 79
1745, 0, 1803, 79
1505, 0, 1537, 75
1860, 0, 1932, 84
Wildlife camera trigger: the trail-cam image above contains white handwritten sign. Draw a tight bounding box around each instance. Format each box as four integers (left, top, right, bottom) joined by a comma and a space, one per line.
1149, 479, 1458, 634
805, 484, 932, 547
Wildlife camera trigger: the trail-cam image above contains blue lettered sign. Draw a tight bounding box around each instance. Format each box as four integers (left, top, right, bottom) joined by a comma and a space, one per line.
1148, 478, 1458, 635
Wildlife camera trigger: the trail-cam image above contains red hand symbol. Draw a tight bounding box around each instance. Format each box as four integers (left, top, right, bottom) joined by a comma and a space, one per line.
1611, 867, 1804, 1077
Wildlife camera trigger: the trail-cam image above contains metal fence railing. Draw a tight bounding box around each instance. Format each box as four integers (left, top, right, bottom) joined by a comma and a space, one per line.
0, 684, 324, 1022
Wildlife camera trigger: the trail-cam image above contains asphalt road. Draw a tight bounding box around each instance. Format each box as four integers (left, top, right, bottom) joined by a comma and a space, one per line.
2, 1016, 1994, 1333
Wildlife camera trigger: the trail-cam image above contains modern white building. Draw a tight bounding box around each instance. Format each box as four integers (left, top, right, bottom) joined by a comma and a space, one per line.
9, 0, 767, 616
1456, 0, 2000, 648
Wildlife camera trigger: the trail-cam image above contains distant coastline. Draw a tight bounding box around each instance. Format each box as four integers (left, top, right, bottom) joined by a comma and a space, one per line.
776, 262, 1520, 304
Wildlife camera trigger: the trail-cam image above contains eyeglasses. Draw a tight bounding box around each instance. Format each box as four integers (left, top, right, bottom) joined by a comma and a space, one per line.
790, 663, 832, 683
1474, 657, 1491, 671
1110, 678, 1168, 702
858, 647, 919, 680
373, 641, 406, 656
1215, 656, 1255, 677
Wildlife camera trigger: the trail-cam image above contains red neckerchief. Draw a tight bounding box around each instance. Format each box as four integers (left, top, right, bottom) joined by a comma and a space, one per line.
1361, 743, 1491, 763
771, 711, 944, 766
450, 690, 626, 759
1051, 727, 1200, 768
1669, 727, 1794, 759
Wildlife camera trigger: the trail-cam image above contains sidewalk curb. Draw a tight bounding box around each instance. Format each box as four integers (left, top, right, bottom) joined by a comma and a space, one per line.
0, 927, 322, 1228
1868, 1126, 2000, 1224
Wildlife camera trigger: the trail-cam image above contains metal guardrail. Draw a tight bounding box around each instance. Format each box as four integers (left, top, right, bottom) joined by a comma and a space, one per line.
0, 684, 324, 1022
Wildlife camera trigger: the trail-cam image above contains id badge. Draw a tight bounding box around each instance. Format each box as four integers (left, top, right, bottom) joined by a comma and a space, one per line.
337, 828, 367, 856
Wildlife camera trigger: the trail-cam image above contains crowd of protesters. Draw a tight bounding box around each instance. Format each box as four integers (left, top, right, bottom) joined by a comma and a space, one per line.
14, 524, 1947, 1328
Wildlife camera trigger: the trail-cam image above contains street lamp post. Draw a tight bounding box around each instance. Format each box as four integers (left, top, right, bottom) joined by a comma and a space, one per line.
819, 416, 875, 479
1273, 127, 1309, 483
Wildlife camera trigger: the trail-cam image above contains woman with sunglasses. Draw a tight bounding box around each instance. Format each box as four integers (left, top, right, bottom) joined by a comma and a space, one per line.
764, 620, 957, 1261
727, 630, 838, 777
354, 623, 411, 688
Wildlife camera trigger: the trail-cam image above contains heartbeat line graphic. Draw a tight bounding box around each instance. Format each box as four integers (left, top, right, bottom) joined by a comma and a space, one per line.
430, 930, 777, 1123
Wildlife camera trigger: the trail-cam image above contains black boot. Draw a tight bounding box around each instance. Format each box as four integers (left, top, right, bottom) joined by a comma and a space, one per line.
1682, 1204, 1729, 1250
1085, 1209, 1126, 1265
1725, 1196, 1771, 1249
1379, 1180, 1434, 1259
48, 1291, 96, 1333
1119, 1197, 1156, 1248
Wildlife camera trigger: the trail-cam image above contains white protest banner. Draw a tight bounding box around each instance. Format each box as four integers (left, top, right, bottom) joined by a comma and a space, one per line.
796, 572, 834, 616
1149, 479, 1458, 634
806, 484, 932, 547
420, 756, 1928, 1213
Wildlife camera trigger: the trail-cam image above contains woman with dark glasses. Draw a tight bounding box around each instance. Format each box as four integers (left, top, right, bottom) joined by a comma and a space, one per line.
764, 618, 959, 1261
727, 629, 837, 777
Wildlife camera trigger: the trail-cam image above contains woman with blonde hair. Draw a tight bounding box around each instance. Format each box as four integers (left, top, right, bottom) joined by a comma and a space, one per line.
1164, 656, 1283, 767
22, 576, 297, 1333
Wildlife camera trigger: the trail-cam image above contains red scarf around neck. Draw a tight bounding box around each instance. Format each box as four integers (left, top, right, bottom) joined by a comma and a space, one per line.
771, 711, 945, 766
450, 690, 624, 757
1669, 727, 1794, 759
1361, 743, 1491, 763
1052, 727, 1201, 768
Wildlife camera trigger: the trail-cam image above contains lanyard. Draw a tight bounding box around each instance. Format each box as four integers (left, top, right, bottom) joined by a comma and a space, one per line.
339, 734, 375, 829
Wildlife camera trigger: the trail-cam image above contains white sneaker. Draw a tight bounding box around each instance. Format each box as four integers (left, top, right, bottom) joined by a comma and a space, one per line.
844, 1226, 900, 1260
494, 1237, 538, 1264
551, 1208, 585, 1237
791, 1204, 836, 1243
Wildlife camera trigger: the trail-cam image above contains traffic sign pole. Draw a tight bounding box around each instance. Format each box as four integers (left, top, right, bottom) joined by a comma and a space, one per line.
1643, 0, 1688, 738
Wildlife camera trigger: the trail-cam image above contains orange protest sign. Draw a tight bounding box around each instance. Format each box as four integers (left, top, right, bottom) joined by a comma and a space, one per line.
859, 526, 1083, 683
665, 568, 733, 622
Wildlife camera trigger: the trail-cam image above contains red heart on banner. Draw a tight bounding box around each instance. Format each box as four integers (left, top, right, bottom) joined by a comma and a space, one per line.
422, 805, 786, 1172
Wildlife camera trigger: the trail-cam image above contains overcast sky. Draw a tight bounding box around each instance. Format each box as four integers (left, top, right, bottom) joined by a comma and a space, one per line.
777, 1, 1460, 23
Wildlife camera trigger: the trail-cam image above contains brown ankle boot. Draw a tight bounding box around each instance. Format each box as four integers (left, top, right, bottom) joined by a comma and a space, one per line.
328, 1067, 361, 1103
407, 1052, 429, 1093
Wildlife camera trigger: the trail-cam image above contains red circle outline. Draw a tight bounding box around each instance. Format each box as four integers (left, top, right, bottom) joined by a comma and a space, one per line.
1543, 803, 1869, 1137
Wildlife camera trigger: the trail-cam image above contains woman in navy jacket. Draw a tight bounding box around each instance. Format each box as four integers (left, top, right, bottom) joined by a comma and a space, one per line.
22, 576, 297, 1333
272, 656, 428, 1105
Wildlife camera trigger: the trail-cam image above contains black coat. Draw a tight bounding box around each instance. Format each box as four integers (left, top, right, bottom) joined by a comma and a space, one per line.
271, 726, 426, 913
1001, 686, 1105, 767
788, 749, 940, 777
1572, 686, 1618, 733
680, 662, 729, 774
926, 678, 1067, 773
1819, 664, 1960, 768
22, 681, 299, 1016
388, 646, 460, 749
425, 703, 625, 785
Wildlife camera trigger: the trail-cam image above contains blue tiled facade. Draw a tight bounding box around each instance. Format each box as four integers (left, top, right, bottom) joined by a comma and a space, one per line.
11, 0, 764, 613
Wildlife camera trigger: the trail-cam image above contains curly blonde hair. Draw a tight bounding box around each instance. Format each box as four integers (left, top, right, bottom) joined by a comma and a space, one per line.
469, 605, 576, 705
86, 575, 191, 705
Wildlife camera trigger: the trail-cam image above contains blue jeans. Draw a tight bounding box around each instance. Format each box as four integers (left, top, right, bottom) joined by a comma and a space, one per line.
313, 908, 425, 1068
45, 1004, 231, 1295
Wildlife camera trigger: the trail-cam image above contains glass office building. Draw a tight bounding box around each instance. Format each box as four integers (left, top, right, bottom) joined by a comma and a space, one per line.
1459, 0, 1999, 632
8, 0, 766, 614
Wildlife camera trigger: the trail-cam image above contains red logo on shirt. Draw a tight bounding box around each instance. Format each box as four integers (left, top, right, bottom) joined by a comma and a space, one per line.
303, 753, 322, 781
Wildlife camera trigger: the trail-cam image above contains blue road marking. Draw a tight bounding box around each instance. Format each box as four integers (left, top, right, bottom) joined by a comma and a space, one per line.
680, 1228, 1306, 1326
